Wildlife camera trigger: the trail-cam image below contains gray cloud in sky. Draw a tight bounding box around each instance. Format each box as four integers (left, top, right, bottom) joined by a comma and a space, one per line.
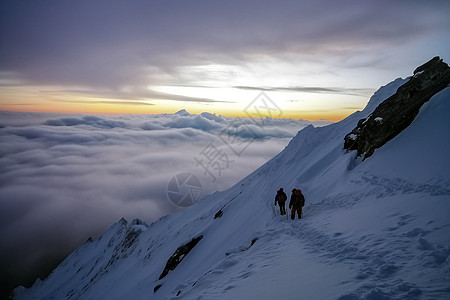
45, 86, 235, 104
52, 99, 155, 106
1, 0, 449, 95
234, 85, 375, 97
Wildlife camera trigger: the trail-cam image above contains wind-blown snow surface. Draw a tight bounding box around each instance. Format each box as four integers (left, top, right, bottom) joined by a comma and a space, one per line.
15, 80, 450, 300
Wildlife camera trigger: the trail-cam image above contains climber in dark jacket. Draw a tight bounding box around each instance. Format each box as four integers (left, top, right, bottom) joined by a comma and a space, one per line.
274, 188, 287, 215
289, 189, 305, 219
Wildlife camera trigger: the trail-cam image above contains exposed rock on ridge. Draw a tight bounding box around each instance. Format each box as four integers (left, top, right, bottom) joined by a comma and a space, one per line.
158, 235, 203, 280
344, 56, 450, 159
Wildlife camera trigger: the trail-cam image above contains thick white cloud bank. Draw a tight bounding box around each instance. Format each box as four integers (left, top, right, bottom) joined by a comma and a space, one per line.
0, 110, 329, 289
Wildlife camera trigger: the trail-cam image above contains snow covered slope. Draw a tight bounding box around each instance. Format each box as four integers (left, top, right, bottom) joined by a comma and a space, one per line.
14, 78, 450, 299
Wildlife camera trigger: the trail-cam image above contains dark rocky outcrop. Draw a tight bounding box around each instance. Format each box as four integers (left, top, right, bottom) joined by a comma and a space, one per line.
214, 209, 223, 219
153, 284, 162, 293
344, 56, 450, 159
159, 235, 203, 280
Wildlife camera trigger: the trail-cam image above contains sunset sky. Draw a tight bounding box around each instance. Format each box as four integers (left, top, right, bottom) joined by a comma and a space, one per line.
1, 0, 449, 121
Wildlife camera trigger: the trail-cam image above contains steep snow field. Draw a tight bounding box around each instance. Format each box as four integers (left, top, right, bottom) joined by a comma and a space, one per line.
15, 80, 450, 300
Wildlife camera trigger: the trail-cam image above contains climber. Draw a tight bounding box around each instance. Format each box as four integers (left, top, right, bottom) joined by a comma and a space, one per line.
274, 188, 287, 215
289, 189, 305, 220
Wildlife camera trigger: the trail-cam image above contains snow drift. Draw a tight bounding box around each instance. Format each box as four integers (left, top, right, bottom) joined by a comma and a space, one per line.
14, 60, 450, 300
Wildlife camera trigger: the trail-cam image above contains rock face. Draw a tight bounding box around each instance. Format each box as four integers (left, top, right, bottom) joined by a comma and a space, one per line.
158, 235, 203, 280
344, 56, 450, 159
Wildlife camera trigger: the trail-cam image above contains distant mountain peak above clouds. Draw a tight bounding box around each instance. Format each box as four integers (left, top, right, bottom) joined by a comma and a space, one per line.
175, 109, 191, 116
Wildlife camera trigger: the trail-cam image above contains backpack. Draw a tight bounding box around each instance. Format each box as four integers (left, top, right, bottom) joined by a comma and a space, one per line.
294, 190, 305, 207
277, 192, 286, 202
300, 195, 305, 207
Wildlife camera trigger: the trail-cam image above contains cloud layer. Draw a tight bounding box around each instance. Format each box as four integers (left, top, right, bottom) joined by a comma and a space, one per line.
0, 110, 329, 293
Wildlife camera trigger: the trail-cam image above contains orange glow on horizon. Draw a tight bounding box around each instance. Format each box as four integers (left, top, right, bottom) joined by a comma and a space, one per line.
0, 102, 354, 122
0, 85, 364, 123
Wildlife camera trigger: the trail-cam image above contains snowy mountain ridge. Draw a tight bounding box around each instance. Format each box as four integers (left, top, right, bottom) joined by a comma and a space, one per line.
14, 60, 450, 300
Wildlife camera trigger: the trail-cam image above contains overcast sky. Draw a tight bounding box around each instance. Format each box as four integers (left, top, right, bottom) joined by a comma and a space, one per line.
1, 0, 449, 120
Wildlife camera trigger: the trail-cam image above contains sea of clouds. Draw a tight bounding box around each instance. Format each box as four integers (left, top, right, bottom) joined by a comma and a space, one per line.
0, 109, 329, 290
